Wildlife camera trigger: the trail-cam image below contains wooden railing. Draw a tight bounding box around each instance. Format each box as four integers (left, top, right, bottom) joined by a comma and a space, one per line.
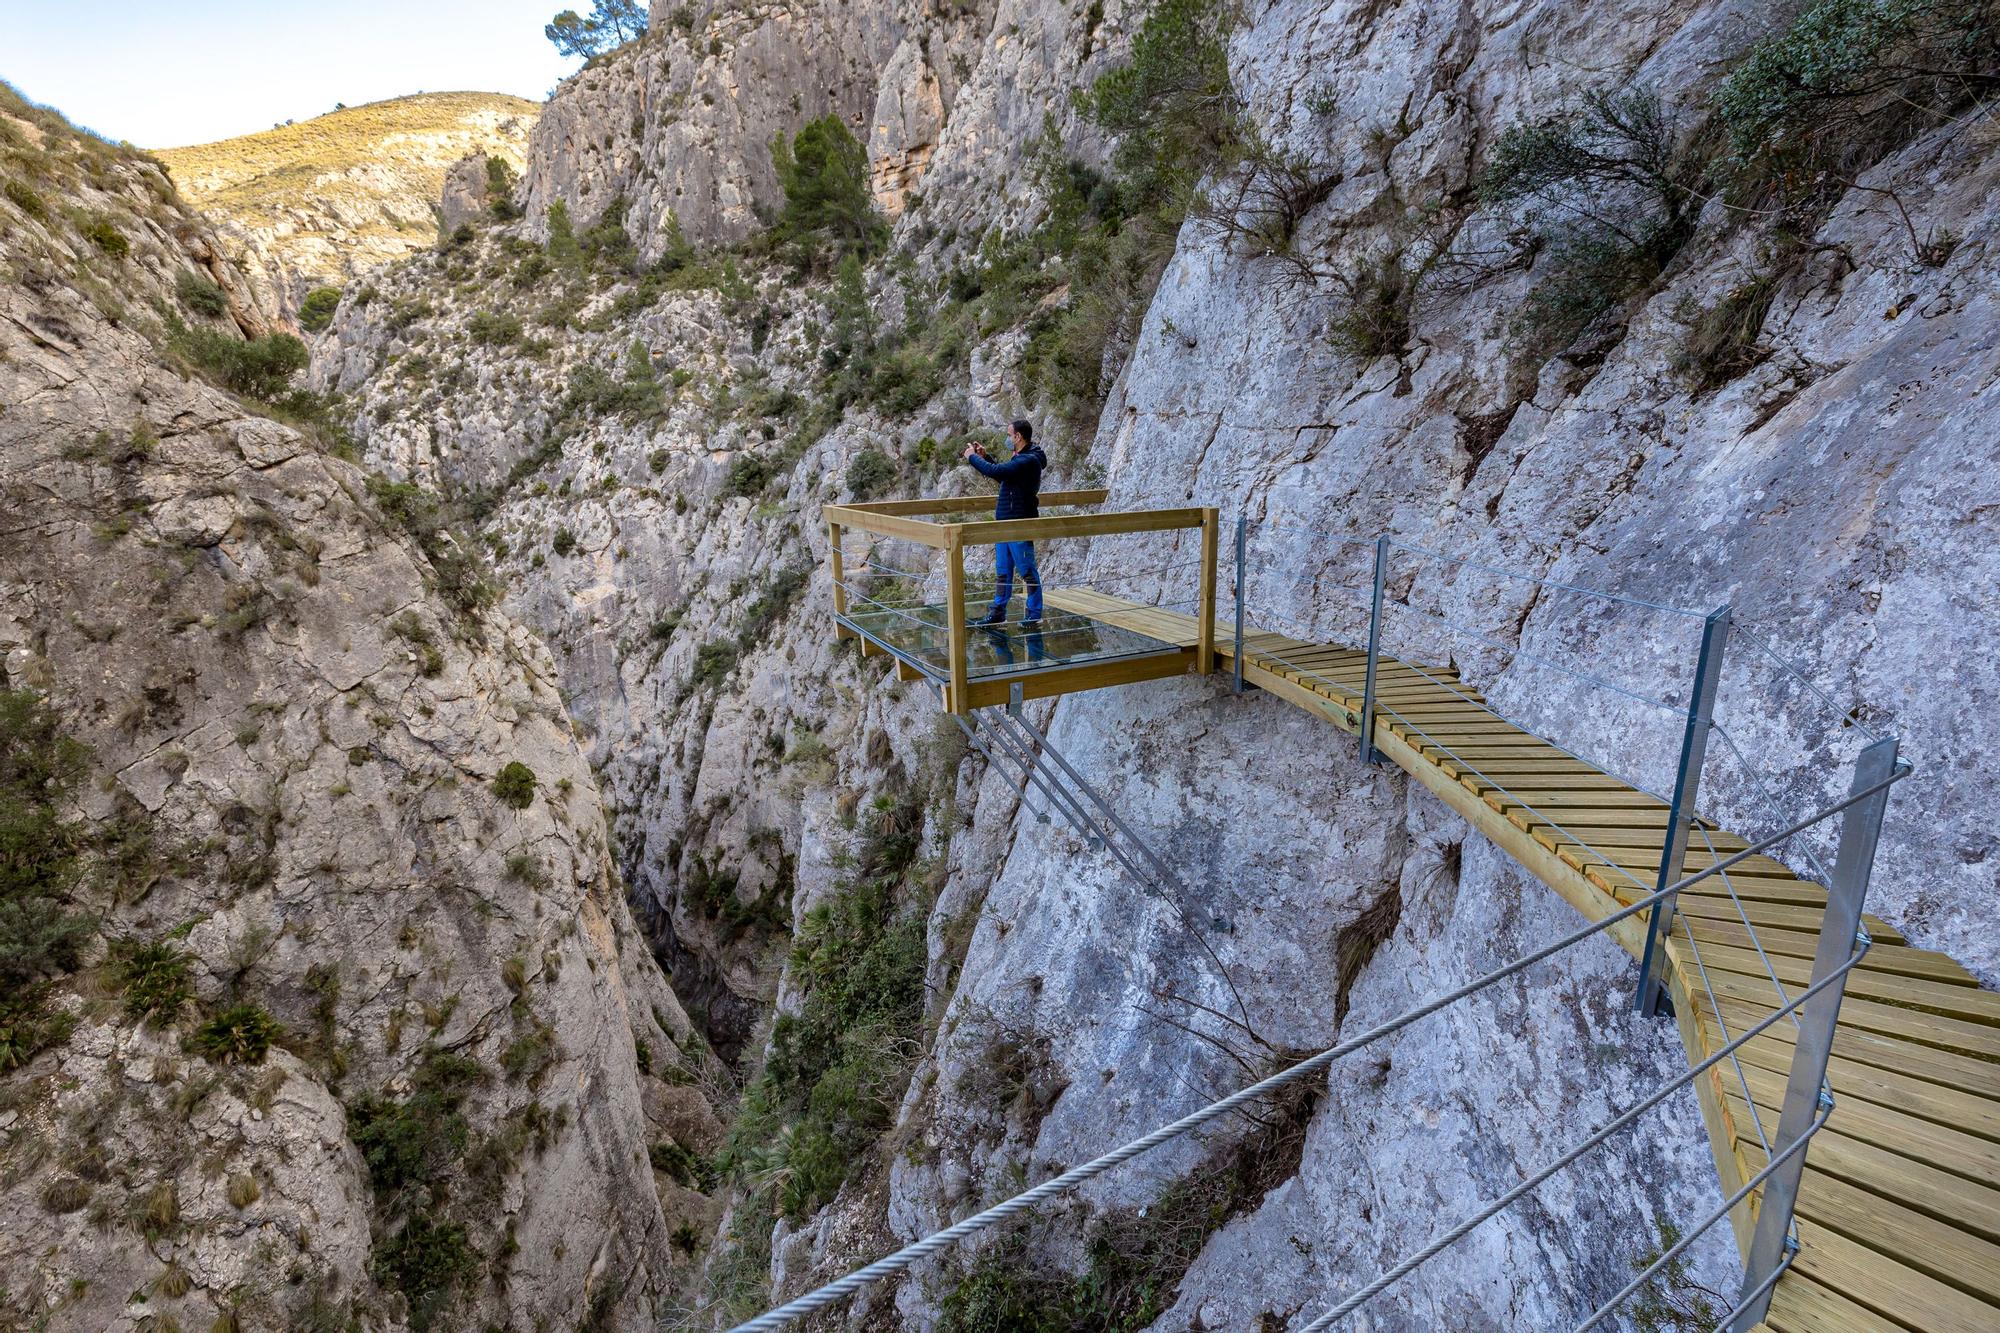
823, 491, 1219, 713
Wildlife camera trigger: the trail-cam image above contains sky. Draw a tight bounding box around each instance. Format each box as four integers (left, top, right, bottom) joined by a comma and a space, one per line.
1, 0, 585, 148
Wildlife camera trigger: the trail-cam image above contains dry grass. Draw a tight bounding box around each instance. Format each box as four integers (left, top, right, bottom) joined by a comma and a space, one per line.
156, 92, 540, 226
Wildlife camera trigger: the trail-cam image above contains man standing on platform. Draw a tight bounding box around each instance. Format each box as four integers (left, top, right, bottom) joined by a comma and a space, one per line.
964, 419, 1046, 627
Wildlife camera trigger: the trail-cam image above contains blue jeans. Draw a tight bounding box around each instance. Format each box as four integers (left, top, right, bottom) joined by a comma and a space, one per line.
988, 541, 1042, 621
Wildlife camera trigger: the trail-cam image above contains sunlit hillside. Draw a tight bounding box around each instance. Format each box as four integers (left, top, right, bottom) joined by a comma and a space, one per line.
157, 91, 539, 308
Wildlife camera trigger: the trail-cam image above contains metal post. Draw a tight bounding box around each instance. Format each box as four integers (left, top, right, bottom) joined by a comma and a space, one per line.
1358, 535, 1390, 764
1232, 514, 1248, 695
1635, 605, 1732, 1016
1731, 735, 1899, 1330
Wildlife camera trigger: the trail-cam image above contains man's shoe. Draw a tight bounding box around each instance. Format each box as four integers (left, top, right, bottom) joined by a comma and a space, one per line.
973, 609, 1006, 627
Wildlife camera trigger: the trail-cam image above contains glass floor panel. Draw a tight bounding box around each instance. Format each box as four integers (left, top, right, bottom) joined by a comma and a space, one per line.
840, 601, 1178, 680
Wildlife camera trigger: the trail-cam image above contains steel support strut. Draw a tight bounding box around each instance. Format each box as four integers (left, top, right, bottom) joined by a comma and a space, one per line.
1635, 604, 1731, 1016
1730, 735, 1900, 1330
1358, 535, 1391, 764
1233, 513, 1248, 695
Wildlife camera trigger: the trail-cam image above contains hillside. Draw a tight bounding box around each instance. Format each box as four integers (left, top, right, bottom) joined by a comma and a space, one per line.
158, 91, 540, 313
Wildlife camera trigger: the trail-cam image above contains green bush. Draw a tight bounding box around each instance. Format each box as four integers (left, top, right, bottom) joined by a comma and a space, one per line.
169, 321, 310, 400
550, 527, 577, 557
493, 761, 538, 809
724, 453, 773, 498
0, 689, 95, 1070
845, 447, 896, 499
82, 215, 129, 258
112, 939, 194, 1026
175, 269, 229, 317
1079, 0, 1238, 215
770, 115, 889, 261
545, 199, 580, 266
1479, 89, 1701, 356
468, 309, 522, 345
374, 1211, 479, 1333
562, 341, 664, 420
189, 1003, 281, 1065
299, 286, 342, 333
347, 1053, 481, 1196
1718, 0, 1999, 172
3, 178, 48, 219
365, 476, 497, 624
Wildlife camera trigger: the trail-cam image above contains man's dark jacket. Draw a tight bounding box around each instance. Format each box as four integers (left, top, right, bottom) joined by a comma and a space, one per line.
968, 443, 1046, 520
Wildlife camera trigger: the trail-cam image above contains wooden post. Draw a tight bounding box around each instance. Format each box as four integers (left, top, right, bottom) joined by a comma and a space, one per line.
1196, 508, 1219, 676
827, 520, 847, 617
946, 529, 968, 714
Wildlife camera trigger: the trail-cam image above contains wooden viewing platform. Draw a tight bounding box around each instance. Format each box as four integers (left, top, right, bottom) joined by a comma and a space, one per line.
1042, 588, 2000, 1333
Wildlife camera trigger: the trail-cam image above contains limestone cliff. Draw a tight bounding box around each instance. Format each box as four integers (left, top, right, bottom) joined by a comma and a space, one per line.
158, 93, 540, 316
0, 86, 709, 1331
301, 0, 1997, 1328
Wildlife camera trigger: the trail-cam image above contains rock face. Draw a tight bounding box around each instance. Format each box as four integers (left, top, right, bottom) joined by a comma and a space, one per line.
158, 93, 540, 314
0, 91, 707, 1332
301, 0, 1999, 1328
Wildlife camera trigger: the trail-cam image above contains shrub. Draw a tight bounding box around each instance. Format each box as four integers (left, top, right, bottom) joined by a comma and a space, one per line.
1080, 0, 1238, 215
169, 321, 310, 400
366, 476, 497, 625
3, 178, 48, 219
82, 215, 129, 258
347, 1053, 481, 1196
468, 309, 522, 345
298, 286, 342, 333
545, 199, 580, 266
724, 453, 773, 498
175, 269, 229, 317
845, 447, 896, 499
0, 689, 95, 1069
189, 1003, 281, 1065
1479, 88, 1702, 356
112, 939, 194, 1026
1718, 0, 2000, 174
550, 528, 578, 557
770, 115, 889, 260
493, 761, 538, 809
374, 1211, 479, 1333
1675, 273, 1781, 391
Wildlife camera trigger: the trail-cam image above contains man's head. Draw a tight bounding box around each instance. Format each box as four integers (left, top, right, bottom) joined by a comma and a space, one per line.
1010, 419, 1034, 451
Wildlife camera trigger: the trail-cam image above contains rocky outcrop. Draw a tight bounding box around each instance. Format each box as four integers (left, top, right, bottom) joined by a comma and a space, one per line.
158, 93, 539, 314
1, 92, 705, 1332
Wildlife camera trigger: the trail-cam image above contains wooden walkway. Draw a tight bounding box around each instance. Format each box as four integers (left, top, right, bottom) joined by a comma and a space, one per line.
1046, 589, 2000, 1332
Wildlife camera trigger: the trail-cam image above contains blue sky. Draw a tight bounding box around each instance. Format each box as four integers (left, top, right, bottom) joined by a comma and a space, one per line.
2, 1, 585, 147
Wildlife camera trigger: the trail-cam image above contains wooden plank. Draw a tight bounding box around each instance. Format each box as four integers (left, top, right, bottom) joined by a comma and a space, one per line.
1686, 939, 2000, 1026
1686, 915, 1978, 986
821, 504, 952, 548
1788, 1221, 1997, 1333
1791, 1172, 2000, 1309
1767, 1271, 1904, 1333
1697, 991, 2000, 1100
1723, 1088, 2000, 1246
946, 535, 968, 714
1693, 1009, 2000, 1145
830, 488, 1108, 517
1695, 967, 2000, 1060
955, 507, 1208, 545
955, 650, 1194, 710
1725, 1052, 2000, 1183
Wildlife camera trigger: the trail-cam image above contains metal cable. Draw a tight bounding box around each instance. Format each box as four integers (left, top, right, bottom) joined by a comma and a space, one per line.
728, 768, 1907, 1331
1388, 540, 1708, 618
1708, 1247, 1795, 1333
1673, 908, 1779, 1162
1384, 600, 1685, 714
1690, 821, 1800, 1030
1373, 698, 1655, 896
1293, 946, 1868, 1331
1570, 1099, 1833, 1332
1709, 720, 1834, 885
1731, 624, 1884, 742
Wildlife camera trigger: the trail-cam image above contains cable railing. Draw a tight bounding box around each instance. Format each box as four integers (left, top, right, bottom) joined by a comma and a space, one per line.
762, 502, 1910, 1332
730, 759, 1906, 1332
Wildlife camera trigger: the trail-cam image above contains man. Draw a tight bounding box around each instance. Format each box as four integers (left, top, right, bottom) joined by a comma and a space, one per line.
964, 419, 1046, 627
